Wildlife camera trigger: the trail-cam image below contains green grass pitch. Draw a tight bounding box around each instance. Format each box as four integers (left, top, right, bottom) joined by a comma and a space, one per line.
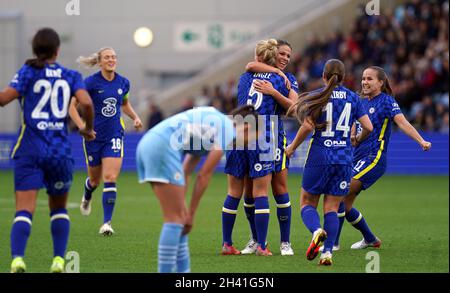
0, 170, 448, 273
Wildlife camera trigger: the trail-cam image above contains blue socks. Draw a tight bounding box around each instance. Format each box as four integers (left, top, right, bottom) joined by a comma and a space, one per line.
335, 202, 346, 246
50, 208, 70, 258
274, 193, 291, 243
346, 208, 376, 243
301, 205, 321, 234
254, 196, 270, 250
158, 223, 183, 273
323, 212, 338, 253
177, 234, 190, 273
83, 177, 97, 201
102, 182, 117, 223
10, 210, 32, 258
222, 195, 240, 246
243, 196, 257, 241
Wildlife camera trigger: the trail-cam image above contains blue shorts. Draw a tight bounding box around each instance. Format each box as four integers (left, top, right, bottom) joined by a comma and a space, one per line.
14, 156, 74, 196
274, 132, 289, 173
83, 136, 123, 167
224, 149, 274, 179
302, 164, 352, 196
352, 155, 387, 191
136, 132, 185, 186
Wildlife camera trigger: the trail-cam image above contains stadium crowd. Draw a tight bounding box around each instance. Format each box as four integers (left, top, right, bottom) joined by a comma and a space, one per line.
177, 0, 448, 133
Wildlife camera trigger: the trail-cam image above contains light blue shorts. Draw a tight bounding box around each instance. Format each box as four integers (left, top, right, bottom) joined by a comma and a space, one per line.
136, 131, 185, 186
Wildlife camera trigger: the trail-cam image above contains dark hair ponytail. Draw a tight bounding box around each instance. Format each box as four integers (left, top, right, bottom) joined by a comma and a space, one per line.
366, 66, 393, 96
288, 59, 344, 129
25, 28, 60, 69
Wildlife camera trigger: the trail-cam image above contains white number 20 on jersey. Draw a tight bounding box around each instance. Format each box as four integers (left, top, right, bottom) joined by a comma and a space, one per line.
31, 79, 70, 119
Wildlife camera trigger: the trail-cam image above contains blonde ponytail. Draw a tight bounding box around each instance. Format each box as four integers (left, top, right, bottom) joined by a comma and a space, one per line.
77, 47, 114, 68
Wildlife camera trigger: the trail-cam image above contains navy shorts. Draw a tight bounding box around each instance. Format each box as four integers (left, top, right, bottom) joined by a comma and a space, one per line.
352, 155, 387, 191
274, 132, 289, 173
224, 149, 274, 179
302, 164, 352, 196
14, 156, 74, 196
83, 136, 123, 166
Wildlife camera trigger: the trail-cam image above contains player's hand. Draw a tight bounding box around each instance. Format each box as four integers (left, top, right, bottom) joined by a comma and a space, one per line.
182, 213, 194, 235
133, 117, 143, 130
253, 80, 274, 96
79, 128, 96, 141
285, 144, 295, 158
420, 140, 431, 151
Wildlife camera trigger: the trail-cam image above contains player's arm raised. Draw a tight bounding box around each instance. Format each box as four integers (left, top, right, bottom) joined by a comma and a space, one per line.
73, 89, 96, 141
0, 87, 19, 107
121, 98, 143, 130
394, 113, 431, 151
183, 147, 223, 235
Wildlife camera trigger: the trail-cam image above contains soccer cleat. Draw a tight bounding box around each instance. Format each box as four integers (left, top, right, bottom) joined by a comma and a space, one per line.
221, 243, 241, 255
10, 257, 26, 273
50, 256, 65, 273
319, 244, 340, 253
99, 221, 114, 236
318, 251, 333, 266
80, 195, 92, 216
255, 246, 273, 256
241, 239, 258, 255
280, 242, 294, 256
350, 237, 382, 249
306, 228, 327, 261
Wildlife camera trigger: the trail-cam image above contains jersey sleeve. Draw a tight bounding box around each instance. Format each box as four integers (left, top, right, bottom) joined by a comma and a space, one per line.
70, 71, 86, 96
287, 73, 299, 94
9, 65, 33, 96
386, 95, 402, 118
123, 78, 130, 101
355, 96, 367, 120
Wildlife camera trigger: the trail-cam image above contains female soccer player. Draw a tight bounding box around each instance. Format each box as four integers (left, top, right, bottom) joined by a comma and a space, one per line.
285, 59, 373, 265
69, 47, 143, 235
0, 27, 95, 273
136, 105, 258, 273
332, 66, 432, 250
240, 40, 299, 256
222, 39, 290, 256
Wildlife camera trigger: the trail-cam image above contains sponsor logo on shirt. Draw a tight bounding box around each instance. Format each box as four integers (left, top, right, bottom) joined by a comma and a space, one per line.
37, 121, 64, 131
369, 107, 375, 114
324, 139, 347, 147
340, 181, 348, 189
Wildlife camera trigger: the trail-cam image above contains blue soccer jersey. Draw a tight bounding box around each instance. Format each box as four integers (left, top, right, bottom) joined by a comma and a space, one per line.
353, 92, 402, 163
9, 63, 85, 158
85, 71, 130, 142
305, 85, 367, 167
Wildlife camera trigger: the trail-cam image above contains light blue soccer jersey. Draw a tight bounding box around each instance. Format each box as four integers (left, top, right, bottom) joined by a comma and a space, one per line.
354, 92, 402, 163
149, 106, 236, 155
136, 107, 235, 185
85, 71, 130, 142
9, 63, 85, 158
